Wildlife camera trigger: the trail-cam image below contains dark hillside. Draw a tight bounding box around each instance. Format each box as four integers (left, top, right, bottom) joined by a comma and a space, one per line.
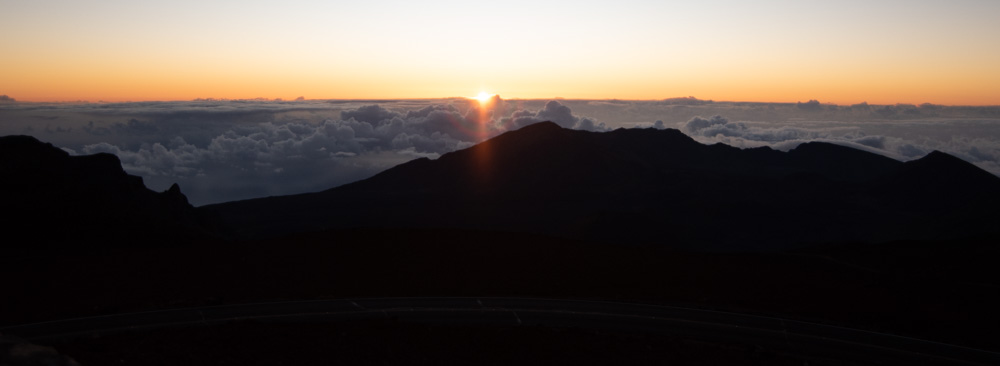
0, 135, 221, 254
208, 122, 1000, 250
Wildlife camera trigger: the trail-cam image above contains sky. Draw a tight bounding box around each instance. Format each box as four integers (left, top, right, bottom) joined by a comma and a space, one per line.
2, 0, 999, 105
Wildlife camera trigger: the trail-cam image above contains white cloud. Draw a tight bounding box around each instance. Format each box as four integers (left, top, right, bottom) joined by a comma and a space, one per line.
679, 115, 1000, 177
66, 99, 606, 204
7, 99, 996, 205
500, 100, 608, 132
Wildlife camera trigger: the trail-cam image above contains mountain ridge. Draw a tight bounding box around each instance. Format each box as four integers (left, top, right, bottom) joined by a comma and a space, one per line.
4, 124, 996, 252
5, 128, 1000, 360
207, 122, 1000, 250
0, 135, 220, 253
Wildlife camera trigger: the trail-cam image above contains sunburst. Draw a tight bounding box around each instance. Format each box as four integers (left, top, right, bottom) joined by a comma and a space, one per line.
475, 91, 492, 103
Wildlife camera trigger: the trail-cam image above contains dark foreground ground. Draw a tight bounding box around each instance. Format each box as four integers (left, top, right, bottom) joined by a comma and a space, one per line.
4, 229, 999, 364
48, 319, 844, 366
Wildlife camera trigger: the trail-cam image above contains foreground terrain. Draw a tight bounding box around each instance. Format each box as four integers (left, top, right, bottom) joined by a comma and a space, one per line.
4, 230, 1000, 360
4, 123, 1000, 364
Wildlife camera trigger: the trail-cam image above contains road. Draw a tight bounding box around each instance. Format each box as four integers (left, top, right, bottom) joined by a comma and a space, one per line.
3, 297, 998, 365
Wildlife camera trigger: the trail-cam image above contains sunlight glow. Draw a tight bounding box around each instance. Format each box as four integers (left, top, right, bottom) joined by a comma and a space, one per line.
475, 92, 492, 103
2, 1, 998, 104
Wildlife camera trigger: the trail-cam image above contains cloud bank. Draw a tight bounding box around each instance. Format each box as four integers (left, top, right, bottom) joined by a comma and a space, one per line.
3, 98, 998, 205
59, 99, 602, 204
501, 101, 608, 132
679, 115, 1000, 175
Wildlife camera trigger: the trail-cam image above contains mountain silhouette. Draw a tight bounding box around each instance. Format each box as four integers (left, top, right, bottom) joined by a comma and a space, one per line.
207, 122, 1000, 250
5, 129, 1000, 357
0, 135, 220, 254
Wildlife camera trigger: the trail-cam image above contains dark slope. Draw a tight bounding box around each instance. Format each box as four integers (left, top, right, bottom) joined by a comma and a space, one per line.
0, 135, 221, 254
6, 228, 1000, 354
6, 131, 1000, 358
869, 150, 1000, 241
207, 122, 1000, 250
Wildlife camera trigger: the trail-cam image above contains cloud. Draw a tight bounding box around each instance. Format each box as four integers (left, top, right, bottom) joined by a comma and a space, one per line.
111, 118, 159, 135
629, 120, 667, 129
67, 99, 607, 205
682, 115, 849, 143
501, 100, 608, 132
341, 104, 402, 124
796, 99, 823, 111
679, 115, 1000, 177
13, 98, 995, 205
659, 96, 712, 105
682, 115, 729, 132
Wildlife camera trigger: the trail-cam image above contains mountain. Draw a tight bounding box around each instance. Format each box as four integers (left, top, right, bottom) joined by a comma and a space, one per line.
0, 135, 220, 254
207, 122, 1000, 250
5, 129, 1000, 358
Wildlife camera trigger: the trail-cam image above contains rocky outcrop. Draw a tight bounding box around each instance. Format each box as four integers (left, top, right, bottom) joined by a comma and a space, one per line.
1, 135, 219, 253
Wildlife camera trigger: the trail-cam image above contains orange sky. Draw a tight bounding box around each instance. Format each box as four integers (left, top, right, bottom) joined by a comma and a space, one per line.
3, 0, 999, 105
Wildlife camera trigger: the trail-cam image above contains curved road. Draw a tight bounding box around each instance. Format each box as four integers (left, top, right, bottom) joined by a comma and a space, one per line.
3, 297, 998, 365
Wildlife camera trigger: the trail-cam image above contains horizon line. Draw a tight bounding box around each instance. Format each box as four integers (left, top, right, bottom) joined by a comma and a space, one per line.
4, 96, 1000, 108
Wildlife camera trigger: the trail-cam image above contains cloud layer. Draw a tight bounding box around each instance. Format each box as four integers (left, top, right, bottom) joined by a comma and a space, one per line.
60, 99, 602, 204
3, 98, 998, 205
501, 101, 608, 132
680, 115, 1000, 175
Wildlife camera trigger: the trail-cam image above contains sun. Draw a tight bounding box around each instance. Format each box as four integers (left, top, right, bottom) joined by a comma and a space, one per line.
475, 91, 492, 103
